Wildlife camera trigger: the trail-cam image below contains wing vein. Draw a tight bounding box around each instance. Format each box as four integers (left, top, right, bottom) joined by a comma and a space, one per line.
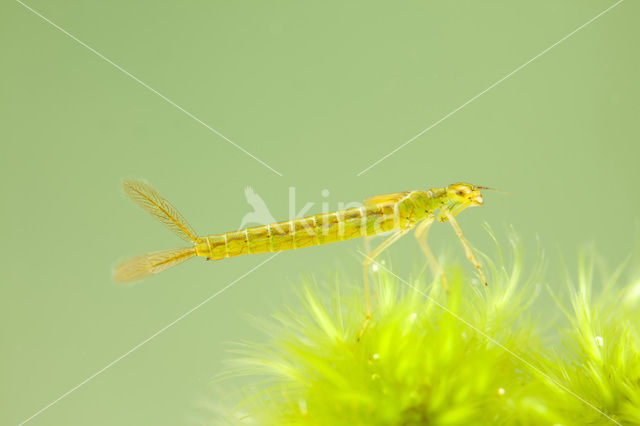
123, 180, 197, 242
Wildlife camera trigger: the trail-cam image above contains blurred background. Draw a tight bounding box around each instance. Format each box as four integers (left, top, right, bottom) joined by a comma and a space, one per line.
1, 0, 638, 424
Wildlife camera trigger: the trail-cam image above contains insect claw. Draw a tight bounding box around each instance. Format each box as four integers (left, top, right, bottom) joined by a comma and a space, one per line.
357, 313, 372, 342
441, 274, 450, 293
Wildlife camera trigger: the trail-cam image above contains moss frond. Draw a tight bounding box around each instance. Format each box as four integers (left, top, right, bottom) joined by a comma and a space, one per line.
209, 238, 639, 426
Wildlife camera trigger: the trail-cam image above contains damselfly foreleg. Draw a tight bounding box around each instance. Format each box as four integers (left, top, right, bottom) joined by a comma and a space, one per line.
358, 226, 413, 341
442, 208, 488, 285
414, 217, 449, 292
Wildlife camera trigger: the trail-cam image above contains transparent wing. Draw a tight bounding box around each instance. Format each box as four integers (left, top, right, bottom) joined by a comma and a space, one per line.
123, 179, 197, 242
113, 247, 196, 283
363, 191, 409, 207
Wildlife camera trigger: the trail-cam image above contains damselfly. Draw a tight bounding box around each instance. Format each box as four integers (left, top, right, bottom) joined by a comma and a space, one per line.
115, 180, 495, 339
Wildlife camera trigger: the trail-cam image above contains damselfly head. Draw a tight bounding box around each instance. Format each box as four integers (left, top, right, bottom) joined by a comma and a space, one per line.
446, 182, 484, 206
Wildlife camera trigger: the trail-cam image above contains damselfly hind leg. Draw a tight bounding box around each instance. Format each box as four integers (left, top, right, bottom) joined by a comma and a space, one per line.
363, 235, 378, 302
414, 217, 449, 292
359, 227, 413, 341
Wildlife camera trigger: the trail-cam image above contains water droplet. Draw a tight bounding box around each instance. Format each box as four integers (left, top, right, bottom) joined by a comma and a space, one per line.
498, 387, 505, 396
373, 353, 380, 360
596, 336, 603, 346
298, 397, 308, 415
372, 264, 379, 272
410, 313, 417, 322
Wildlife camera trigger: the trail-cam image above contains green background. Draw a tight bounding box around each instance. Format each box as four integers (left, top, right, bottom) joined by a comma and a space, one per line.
1, 0, 638, 424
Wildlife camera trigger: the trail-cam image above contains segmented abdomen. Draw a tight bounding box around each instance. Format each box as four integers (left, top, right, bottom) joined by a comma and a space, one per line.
196, 203, 404, 260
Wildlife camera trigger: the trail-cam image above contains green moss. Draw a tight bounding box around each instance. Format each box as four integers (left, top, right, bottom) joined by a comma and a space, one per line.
212, 236, 640, 426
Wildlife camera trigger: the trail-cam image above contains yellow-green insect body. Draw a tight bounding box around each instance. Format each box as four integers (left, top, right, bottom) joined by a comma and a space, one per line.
195, 193, 424, 260
115, 180, 491, 339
